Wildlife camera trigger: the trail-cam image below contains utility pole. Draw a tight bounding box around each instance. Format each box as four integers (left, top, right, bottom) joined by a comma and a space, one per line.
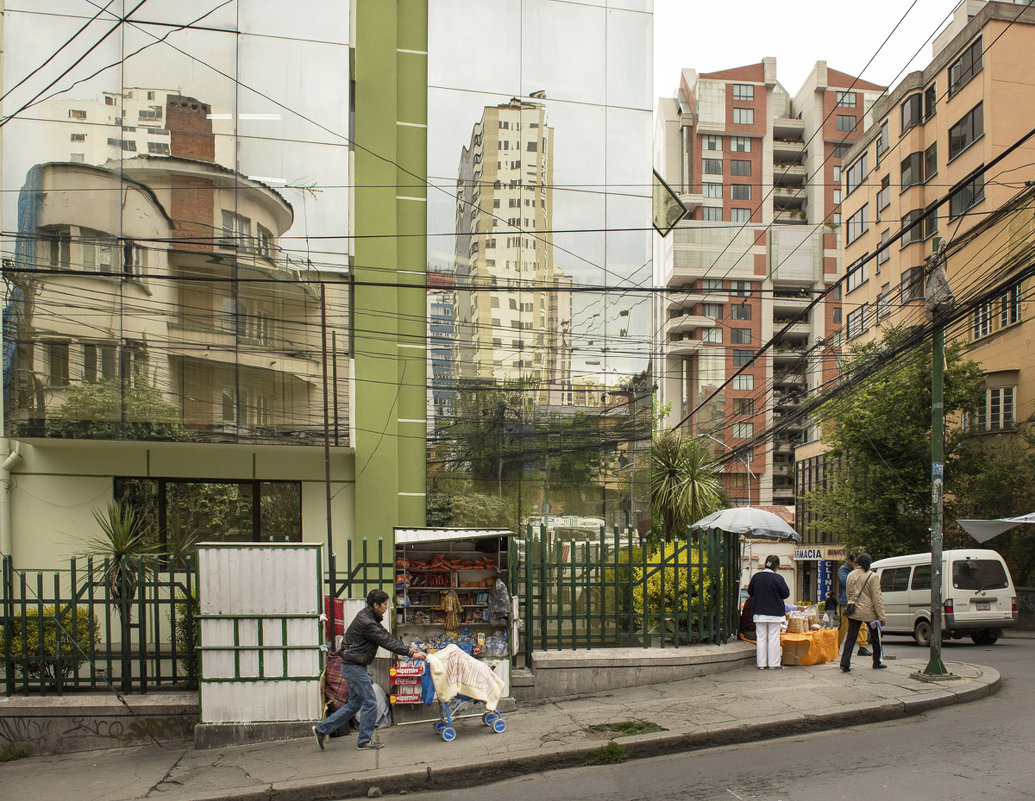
923, 238, 953, 677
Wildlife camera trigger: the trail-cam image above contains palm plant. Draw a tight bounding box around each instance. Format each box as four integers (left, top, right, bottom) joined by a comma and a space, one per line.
82, 500, 157, 606
651, 432, 723, 541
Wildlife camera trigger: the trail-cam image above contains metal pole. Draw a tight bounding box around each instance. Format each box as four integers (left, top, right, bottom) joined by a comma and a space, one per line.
320, 285, 335, 638
923, 238, 952, 677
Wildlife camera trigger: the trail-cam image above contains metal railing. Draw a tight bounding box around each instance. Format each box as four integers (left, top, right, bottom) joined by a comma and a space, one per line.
1, 555, 197, 696
514, 525, 740, 664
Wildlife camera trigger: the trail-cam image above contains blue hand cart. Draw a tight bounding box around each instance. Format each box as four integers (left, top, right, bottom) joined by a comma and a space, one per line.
432, 694, 506, 741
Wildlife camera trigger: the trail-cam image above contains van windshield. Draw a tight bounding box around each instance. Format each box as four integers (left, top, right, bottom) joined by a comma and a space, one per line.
951, 559, 1008, 591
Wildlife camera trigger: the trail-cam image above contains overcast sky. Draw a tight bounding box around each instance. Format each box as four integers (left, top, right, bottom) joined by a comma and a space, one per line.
654, 0, 962, 101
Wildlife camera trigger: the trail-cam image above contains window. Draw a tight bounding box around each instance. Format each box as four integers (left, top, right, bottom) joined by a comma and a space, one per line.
833, 307, 842, 324
731, 184, 751, 200
901, 93, 922, 132
846, 256, 868, 292
880, 567, 911, 593
832, 166, 842, 183
703, 206, 722, 221
703, 158, 722, 174
733, 374, 754, 390
845, 153, 868, 194
948, 103, 983, 160
81, 231, 115, 272
832, 189, 842, 205
701, 278, 723, 291
731, 159, 751, 176
836, 90, 856, 108
147, 141, 170, 155
836, 114, 857, 132
877, 283, 891, 319
901, 265, 925, 303
733, 108, 754, 125
831, 213, 842, 226
846, 205, 868, 245
732, 136, 751, 153
846, 304, 869, 339
46, 342, 70, 386
924, 82, 937, 120
221, 211, 251, 248
70, 133, 86, 142
703, 135, 722, 150
877, 229, 891, 266
949, 36, 982, 96
256, 224, 274, 258
703, 182, 722, 198
949, 171, 984, 219
40, 225, 71, 268
972, 386, 1015, 432
731, 208, 751, 223
702, 302, 723, 318
68, 109, 86, 120
876, 175, 890, 218
526, 141, 537, 152
83, 343, 117, 383
901, 152, 923, 189
731, 328, 752, 344
731, 304, 751, 321
701, 328, 722, 343
732, 84, 754, 100
924, 143, 937, 182
973, 299, 994, 338
733, 398, 755, 415
832, 143, 851, 159
875, 121, 889, 164
1001, 284, 1021, 328
730, 280, 751, 297
911, 565, 932, 591
70, 153, 85, 163
733, 423, 753, 439
900, 208, 935, 244
732, 349, 753, 367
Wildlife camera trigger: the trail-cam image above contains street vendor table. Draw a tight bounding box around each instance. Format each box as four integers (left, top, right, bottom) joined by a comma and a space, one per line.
779, 628, 838, 666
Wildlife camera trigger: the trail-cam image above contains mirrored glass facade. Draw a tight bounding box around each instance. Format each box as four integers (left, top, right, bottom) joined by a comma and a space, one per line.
426, 0, 654, 531
2, 1, 351, 445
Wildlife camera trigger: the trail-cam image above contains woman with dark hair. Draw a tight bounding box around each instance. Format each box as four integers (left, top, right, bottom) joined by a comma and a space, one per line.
748, 555, 791, 669
839, 552, 887, 673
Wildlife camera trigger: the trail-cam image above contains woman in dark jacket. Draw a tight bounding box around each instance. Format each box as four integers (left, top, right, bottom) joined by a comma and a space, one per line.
748, 555, 791, 669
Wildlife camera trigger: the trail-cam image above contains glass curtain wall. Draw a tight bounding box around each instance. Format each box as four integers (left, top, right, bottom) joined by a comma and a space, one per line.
1, 1, 351, 446
426, 0, 654, 534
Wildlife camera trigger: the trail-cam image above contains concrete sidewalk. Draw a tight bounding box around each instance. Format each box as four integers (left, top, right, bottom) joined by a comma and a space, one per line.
0, 657, 999, 801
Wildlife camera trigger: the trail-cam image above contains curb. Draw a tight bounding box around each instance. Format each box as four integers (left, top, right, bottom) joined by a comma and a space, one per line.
192, 666, 1001, 801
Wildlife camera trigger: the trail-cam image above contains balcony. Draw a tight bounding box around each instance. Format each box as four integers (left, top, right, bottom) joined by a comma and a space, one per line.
773, 317, 811, 338
773, 117, 805, 141
772, 290, 811, 314
774, 209, 808, 225
667, 334, 703, 355
774, 186, 806, 208
677, 191, 703, 212
772, 343, 806, 364
666, 312, 714, 336
666, 291, 727, 311
773, 163, 806, 186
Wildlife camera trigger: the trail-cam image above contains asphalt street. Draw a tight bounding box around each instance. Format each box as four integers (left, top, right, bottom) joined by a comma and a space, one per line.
376, 634, 1033, 801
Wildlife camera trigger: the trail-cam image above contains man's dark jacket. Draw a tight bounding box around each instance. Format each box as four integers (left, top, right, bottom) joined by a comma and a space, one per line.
339, 605, 411, 665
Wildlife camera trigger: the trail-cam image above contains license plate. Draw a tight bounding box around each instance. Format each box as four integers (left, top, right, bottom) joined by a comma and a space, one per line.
975, 601, 991, 611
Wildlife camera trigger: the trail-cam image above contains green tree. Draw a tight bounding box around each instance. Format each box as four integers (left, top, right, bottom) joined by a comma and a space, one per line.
650, 431, 723, 541
46, 380, 194, 441
808, 328, 984, 558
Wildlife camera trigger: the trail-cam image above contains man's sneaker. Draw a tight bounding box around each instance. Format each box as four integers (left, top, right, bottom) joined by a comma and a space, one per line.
356, 740, 385, 750
873, 664, 888, 670
313, 726, 326, 751
857, 647, 872, 656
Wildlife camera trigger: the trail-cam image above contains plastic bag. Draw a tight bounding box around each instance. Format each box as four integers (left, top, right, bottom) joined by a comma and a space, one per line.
487, 576, 511, 623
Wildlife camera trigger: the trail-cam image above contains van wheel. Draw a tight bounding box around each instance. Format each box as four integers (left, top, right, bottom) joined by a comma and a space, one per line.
971, 629, 998, 646
914, 619, 932, 647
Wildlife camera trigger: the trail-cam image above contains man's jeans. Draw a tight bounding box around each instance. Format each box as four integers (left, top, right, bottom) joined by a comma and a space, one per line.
315, 661, 378, 746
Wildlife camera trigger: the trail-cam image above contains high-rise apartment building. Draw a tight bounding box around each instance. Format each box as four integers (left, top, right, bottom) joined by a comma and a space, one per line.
655, 59, 884, 506
454, 99, 564, 392
839, 1, 1035, 431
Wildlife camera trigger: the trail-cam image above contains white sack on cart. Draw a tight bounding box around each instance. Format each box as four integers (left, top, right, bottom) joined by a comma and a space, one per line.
427, 644, 506, 712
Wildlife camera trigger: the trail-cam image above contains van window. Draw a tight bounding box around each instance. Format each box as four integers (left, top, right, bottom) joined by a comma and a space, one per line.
911, 564, 931, 590
881, 567, 911, 592
951, 559, 1008, 591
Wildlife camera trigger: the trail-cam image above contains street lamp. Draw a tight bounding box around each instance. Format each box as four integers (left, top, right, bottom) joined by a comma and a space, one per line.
700, 432, 756, 506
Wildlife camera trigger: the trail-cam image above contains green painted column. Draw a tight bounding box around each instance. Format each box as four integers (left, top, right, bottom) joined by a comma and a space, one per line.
353, 0, 428, 540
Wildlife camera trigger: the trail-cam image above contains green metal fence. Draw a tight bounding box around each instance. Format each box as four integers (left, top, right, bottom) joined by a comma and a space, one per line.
1, 555, 197, 696
514, 525, 740, 663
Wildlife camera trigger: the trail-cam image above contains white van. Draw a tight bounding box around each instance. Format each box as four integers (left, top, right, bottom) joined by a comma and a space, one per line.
870, 549, 1017, 646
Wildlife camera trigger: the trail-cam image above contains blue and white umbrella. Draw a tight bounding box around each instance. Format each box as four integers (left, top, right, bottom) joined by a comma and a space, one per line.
690, 506, 801, 541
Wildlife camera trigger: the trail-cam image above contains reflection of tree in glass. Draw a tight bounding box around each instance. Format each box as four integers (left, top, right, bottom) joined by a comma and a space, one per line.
42, 381, 194, 442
